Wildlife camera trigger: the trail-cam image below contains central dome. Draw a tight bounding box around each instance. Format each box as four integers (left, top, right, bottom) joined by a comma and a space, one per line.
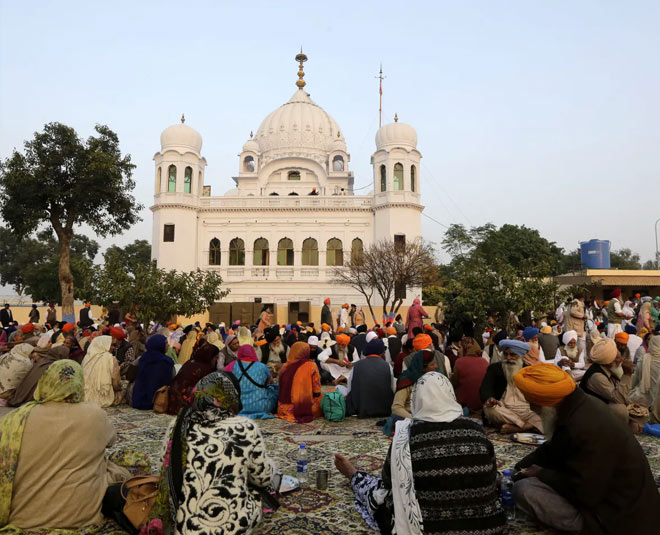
254, 89, 346, 156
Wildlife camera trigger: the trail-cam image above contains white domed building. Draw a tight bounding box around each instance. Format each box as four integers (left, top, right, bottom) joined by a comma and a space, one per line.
151, 53, 424, 326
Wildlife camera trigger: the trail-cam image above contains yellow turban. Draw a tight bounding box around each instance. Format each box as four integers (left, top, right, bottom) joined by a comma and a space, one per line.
614, 332, 629, 344
513, 363, 576, 407
540, 325, 552, 334
321, 323, 331, 332
591, 338, 617, 365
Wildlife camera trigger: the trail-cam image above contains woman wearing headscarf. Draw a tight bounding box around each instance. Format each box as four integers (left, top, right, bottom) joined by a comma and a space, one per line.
65, 335, 85, 364
335, 372, 506, 535
8, 345, 69, 407
81, 335, 123, 408
405, 298, 429, 339
177, 328, 197, 365
146, 372, 276, 535
167, 344, 220, 415
131, 334, 175, 410
227, 345, 277, 419
392, 350, 437, 419
0, 343, 34, 404
218, 334, 239, 370
206, 331, 225, 351
277, 341, 322, 423
630, 336, 660, 408
636, 301, 654, 336
0, 360, 130, 530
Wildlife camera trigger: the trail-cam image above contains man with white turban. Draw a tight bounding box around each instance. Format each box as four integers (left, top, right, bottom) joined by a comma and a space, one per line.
580, 337, 633, 424
554, 330, 586, 381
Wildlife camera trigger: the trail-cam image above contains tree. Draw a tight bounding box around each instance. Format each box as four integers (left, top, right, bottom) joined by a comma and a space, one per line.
103, 239, 152, 273
0, 228, 99, 302
610, 248, 642, 270
440, 223, 560, 330
0, 123, 142, 317
332, 238, 439, 320
87, 256, 229, 325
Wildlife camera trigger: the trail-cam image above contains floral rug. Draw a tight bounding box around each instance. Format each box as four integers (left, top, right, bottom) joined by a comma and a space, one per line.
13, 406, 660, 535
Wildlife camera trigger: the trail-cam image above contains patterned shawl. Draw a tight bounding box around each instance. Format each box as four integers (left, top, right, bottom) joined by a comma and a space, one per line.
146, 372, 241, 535
0, 360, 84, 526
0, 343, 34, 395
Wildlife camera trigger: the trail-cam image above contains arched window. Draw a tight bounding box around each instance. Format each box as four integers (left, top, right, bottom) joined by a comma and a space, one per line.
411, 165, 416, 192
253, 238, 269, 266
380, 165, 386, 192
326, 238, 344, 266
277, 238, 294, 266
209, 238, 221, 265
156, 167, 161, 193
229, 238, 245, 266
168, 165, 177, 192
332, 155, 344, 171
184, 166, 192, 193
302, 238, 319, 265
351, 238, 364, 264
393, 163, 403, 190
244, 156, 255, 172
288, 171, 301, 181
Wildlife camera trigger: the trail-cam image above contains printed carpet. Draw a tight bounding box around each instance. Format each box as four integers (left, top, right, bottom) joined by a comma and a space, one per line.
10, 405, 660, 534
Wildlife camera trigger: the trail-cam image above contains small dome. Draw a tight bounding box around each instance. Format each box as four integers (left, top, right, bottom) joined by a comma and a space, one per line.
224, 188, 239, 197
160, 122, 203, 154
375, 120, 417, 150
242, 138, 260, 153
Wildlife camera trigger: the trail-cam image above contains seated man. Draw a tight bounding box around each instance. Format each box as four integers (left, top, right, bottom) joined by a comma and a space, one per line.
512, 363, 660, 534
318, 333, 359, 385
346, 339, 394, 418
402, 333, 450, 377
614, 332, 632, 362
580, 337, 633, 424
554, 330, 586, 381
307, 335, 333, 384
522, 327, 548, 364
451, 337, 489, 412
479, 339, 543, 434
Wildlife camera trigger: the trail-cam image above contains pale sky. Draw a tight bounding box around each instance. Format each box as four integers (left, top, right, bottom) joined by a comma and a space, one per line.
1, 1, 659, 265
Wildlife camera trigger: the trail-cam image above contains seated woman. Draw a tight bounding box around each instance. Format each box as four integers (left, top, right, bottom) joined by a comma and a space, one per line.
147, 372, 277, 535
0, 360, 130, 531
226, 345, 277, 419
336, 372, 506, 535
132, 334, 175, 410
392, 350, 437, 419
167, 344, 219, 415
0, 343, 34, 405
277, 341, 322, 423
8, 345, 69, 406
81, 335, 123, 407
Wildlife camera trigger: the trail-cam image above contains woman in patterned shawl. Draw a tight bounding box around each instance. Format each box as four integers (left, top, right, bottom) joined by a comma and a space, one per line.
166, 343, 219, 415
145, 371, 277, 535
335, 371, 506, 535
0, 359, 130, 531
276, 341, 322, 423
0, 343, 33, 402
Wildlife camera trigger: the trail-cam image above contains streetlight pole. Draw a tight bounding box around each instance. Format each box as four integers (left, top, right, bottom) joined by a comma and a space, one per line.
655, 218, 660, 269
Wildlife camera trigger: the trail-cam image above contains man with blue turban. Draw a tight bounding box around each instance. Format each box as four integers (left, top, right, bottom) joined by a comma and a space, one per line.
479, 338, 544, 434
522, 326, 550, 365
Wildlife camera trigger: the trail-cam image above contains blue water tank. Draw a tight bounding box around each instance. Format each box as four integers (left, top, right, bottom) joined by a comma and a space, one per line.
580, 240, 611, 269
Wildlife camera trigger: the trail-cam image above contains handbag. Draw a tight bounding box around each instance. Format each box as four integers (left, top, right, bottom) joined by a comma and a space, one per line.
121, 476, 160, 529
152, 386, 169, 413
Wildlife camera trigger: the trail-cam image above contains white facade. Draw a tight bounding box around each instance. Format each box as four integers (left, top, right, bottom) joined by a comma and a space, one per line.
151, 54, 424, 320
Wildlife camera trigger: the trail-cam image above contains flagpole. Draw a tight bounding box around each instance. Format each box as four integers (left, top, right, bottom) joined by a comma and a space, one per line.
376, 64, 385, 128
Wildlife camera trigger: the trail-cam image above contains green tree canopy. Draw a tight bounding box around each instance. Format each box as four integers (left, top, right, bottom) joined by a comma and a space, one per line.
0, 122, 142, 316
103, 239, 152, 273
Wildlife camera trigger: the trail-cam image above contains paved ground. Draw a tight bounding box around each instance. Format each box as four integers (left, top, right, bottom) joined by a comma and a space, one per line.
4, 405, 660, 534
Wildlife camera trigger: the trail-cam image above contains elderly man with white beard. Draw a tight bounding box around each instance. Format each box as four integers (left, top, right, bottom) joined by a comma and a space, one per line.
318, 333, 359, 386
580, 337, 633, 425
554, 330, 586, 381
479, 339, 543, 434
258, 326, 289, 377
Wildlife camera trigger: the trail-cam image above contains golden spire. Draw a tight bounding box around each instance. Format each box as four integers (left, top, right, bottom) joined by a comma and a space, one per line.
181, 114, 185, 124
295, 47, 308, 89
394, 113, 398, 123
250, 131, 253, 138
337, 131, 341, 138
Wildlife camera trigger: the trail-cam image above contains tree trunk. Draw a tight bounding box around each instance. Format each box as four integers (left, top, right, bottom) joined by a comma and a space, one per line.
57, 230, 75, 318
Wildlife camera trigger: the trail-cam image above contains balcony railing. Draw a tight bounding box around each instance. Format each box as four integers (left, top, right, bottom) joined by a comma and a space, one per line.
198, 195, 373, 210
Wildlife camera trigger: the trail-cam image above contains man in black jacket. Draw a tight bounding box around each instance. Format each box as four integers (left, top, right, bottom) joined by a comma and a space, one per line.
512, 363, 660, 534
0, 303, 13, 328
321, 298, 333, 328
351, 324, 368, 355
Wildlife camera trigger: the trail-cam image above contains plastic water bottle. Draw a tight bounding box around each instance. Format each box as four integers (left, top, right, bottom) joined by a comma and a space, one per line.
297, 444, 308, 486
501, 470, 515, 520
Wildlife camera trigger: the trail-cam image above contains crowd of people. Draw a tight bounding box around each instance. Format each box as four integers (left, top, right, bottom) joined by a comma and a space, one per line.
0, 290, 659, 534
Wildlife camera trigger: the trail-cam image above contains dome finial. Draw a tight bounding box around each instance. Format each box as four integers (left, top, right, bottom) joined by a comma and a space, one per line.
394, 113, 398, 123
295, 48, 308, 89
181, 114, 185, 124
250, 130, 253, 138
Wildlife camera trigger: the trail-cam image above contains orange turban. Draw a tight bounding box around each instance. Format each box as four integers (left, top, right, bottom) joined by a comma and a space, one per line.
386, 326, 397, 335
321, 323, 331, 332
109, 326, 126, 340
62, 323, 75, 333
590, 338, 617, 365
337, 326, 345, 333
423, 324, 433, 332
413, 334, 433, 351
513, 363, 576, 407
614, 332, 629, 344
336, 334, 351, 345
255, 339, 268, 347
20, 323, 35, 333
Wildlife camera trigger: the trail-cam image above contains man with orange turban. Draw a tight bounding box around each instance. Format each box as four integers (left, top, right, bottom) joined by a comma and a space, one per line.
511, 362, 660, 534
401, 333, 449, 377
321, 298, 333, 328
318, 332, 358, 385
580, 337, 632, 425
479, 339, 543, 434
614, 332, 631, 361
